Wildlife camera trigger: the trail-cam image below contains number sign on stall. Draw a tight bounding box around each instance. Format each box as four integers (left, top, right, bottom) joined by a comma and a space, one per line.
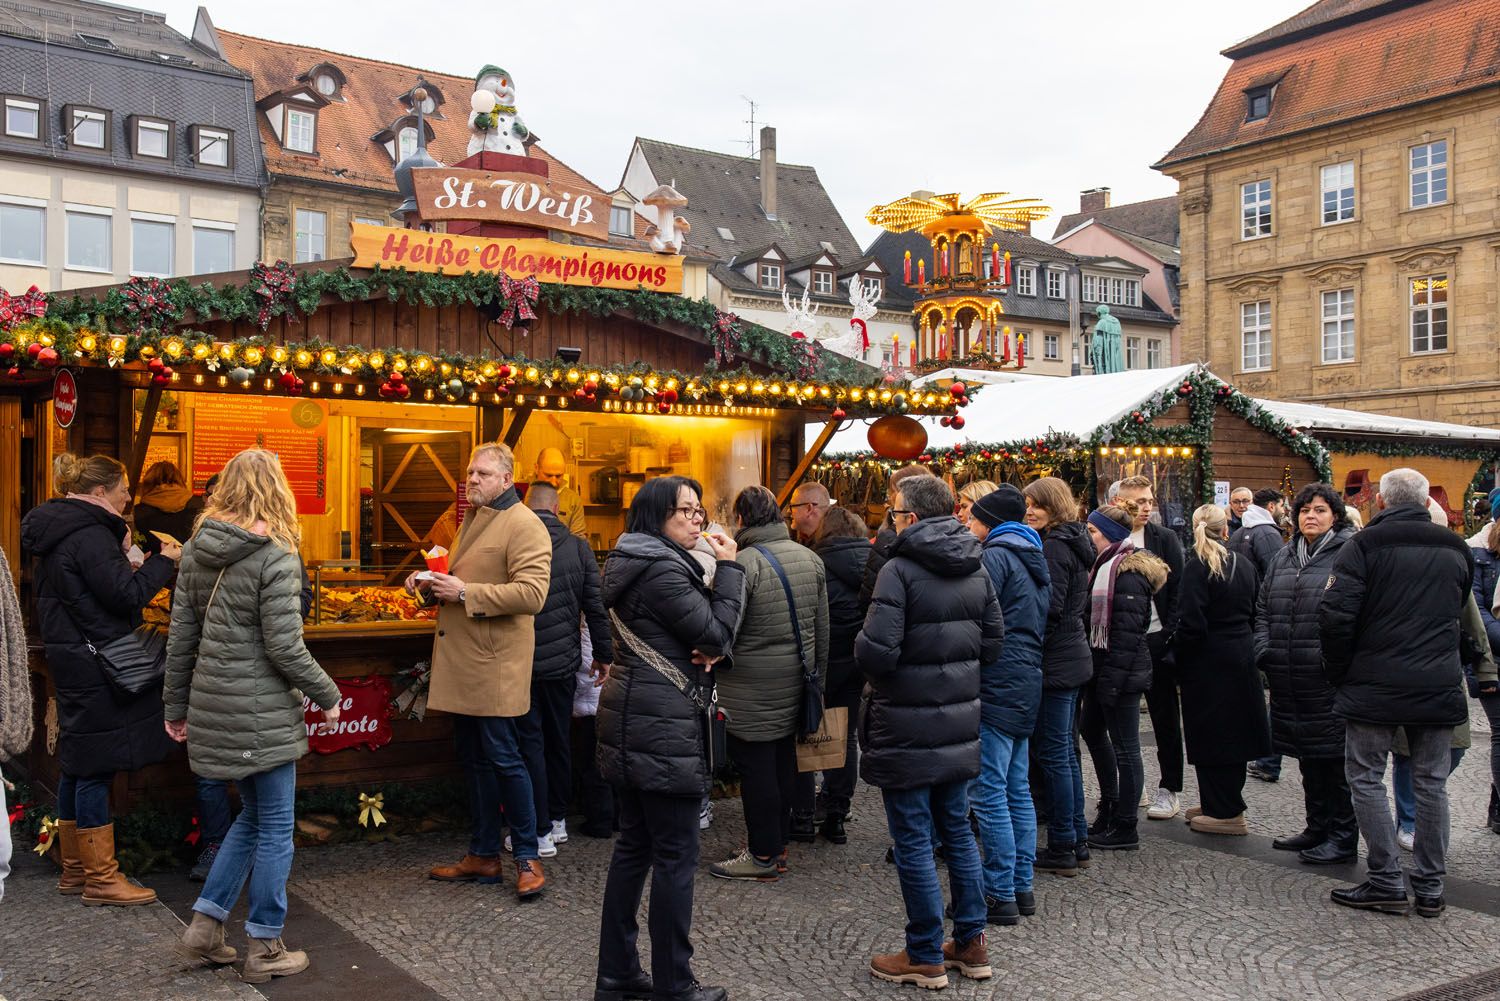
192, 396, 329, 515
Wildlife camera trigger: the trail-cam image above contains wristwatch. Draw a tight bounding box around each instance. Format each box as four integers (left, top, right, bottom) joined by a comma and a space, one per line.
457, 586, 467, 604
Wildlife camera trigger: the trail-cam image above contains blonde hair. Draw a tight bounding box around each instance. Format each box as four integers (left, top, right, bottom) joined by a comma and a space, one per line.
471, 442, 515, 476
1191, 504, 1230, 580
197, 449, 301, 552
54, 453, 126, 495
1024, 477, 1081, 526
140, 460, 186, 491
958, 480, 998, 504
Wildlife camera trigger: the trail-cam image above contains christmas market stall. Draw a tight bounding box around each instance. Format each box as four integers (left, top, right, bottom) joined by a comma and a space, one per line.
812, 363, 1500, 533
0, 88, 953, 820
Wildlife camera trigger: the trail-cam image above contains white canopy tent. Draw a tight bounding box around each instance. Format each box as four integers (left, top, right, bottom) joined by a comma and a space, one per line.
1252, 397, 1500, 444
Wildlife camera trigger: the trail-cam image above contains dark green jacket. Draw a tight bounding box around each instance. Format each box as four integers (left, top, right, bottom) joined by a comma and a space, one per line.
722, 522, 828, 741
164, 520, 340, 780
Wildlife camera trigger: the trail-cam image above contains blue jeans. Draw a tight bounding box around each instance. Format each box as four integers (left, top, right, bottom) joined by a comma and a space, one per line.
882, 781, 986, 965
453, 714, 538, 861
971, 726, 1036, 900
1036, 688, 1086, 847
193, 761, 297, 939
57, 773, 112, 828
196, 778, 234, 845
1392, 747, 1464, 833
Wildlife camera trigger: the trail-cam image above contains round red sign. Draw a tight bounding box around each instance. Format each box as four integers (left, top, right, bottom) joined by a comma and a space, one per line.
53, 368, 78, 429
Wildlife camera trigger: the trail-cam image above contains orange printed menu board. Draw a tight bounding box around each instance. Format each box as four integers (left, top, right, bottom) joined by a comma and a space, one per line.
192, 396, 329, 515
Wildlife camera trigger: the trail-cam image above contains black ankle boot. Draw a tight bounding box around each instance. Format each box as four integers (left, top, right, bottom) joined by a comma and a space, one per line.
818, 815, 847, 845
594, 970, 653, 1001
1074, 843, 1093, 868
1088, 798, 1116, 836
789, 814, 815, 844
1272, 828, 1327, 852
1034, 845, 1078, 876
1299, 831, 1358, 865
1088, 820, 1139, 851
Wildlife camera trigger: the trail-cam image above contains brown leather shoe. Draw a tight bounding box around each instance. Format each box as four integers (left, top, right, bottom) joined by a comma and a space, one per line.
516, 859, 545, 900
869, 950, 948, 990
77, 824, 156, 906
942, 934, 993, 980
56, 820, 86, 895
428, 853, 505, 883
1190, 813, 1249, 836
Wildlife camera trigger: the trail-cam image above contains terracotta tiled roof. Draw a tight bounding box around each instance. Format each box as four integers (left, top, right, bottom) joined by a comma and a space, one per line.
1157, 0, 1500, 167
216, 30, 604, 199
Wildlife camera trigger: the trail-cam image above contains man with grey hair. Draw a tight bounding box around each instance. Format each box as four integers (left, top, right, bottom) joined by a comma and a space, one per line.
787, 481, 831, 544
1320, 467, 1474, 918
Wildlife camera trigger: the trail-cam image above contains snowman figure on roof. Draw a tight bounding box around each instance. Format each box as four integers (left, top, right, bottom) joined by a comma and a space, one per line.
467, 64, 529, 157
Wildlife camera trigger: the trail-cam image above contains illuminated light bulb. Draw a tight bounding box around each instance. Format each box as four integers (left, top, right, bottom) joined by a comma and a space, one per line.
558, 395, 569, 408
292, 349, 310, 366
393, 356, 409, 372
525, 367, 539, 381
752, 382, 765, 393
1165, 447, 1176, 456
718, 381, 730, 394
368, 352, 385, 369
537, 395, 548, 407
819, 387, 831, 398
481, 362, 497, 379
219, 344, 235, 359
666, 378, 678, 391
424, 388, 434, 400
551, 368, 562, 381
245, 347, 263, 365
269, 346, 288, 363
879, 390, 892, 402
567, 369, 580, 383
1149, 447, 1159, 456
263, 378, 274, 390
333, 383, 344, 394
321, 348, 339, 366
735, 382, 748, 394
79, 334, 98, 352
803, 386, 816, 398
850, 388, 863, 401
1133, 447, 1144, 456
170, 371, 180, 383
193, 374, 204, 386
469, 392, 479, 403
414, 356, 432, 372
109, 336, 128, 354
1099, 447, 1110, 457
310, 381, 321, 393
355, 383, 366, 396
1183, 448, 1193, 457
770, 383, 782, 395
516, 394, 526, 405
217, 375, 228, 387
587, 371, 601, 383
493, 393, 501, 404
439, 362, 453, 376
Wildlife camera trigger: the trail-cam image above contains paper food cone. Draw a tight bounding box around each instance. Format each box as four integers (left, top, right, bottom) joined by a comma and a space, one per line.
422, 546, 449, 574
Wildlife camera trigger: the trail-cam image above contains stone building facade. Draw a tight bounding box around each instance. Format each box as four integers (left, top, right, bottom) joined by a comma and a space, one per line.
1155, 0, 1500, 424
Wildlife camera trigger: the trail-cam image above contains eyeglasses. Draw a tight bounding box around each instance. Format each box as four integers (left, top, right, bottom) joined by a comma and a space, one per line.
787, 502, 821, 512
890, 509, 915, 520
673, 505, 707, 522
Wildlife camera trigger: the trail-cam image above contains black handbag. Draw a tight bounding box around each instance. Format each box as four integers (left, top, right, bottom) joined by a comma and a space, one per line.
753, 545, 824, 739
609, 608, 730, 775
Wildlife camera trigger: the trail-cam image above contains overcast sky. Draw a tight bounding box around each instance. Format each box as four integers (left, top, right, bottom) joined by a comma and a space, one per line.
155, 0, 1311, 245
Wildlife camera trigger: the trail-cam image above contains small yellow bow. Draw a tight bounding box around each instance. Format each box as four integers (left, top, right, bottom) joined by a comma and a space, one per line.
357, 792, 386, 829
35, 815, 59, 855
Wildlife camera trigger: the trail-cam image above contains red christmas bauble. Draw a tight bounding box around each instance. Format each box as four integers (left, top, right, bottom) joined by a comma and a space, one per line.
949, 382, 966, 397
940, 416, 952, 428
657, 401, 672, 414
7, 366, 21, 379
0, 344, 12, 362
574, 388, 588, 399
396, 384, 411, 399
661, 388, 679, 404
831, 407, 847, 420
378, 384, 394, 399
867, 414, 928, 460
497, 364, 512, 379
37, 347, 59, 368
26, 342, 42, 359
950, 416, 965, 430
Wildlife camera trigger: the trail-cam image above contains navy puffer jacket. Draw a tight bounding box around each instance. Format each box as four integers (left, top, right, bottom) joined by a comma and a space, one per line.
978, 525, 1047, 737
1470, 542, 1500, 653
815, 535, 873, 695
1038, 521, 1093, 689
1088, 549, 1168, 708
596, 532, 744, 797
855, 516, 1004, 790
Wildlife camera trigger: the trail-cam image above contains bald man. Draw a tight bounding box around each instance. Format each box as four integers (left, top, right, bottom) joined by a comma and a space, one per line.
530, 447, 587, 537
788, 481, 831, 543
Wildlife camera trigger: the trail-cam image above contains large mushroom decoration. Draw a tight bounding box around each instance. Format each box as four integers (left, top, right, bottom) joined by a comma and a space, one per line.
642, 184, 691, 254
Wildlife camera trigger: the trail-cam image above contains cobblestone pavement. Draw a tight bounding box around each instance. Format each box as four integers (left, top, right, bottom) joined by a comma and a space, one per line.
1, 700, 1496, 1001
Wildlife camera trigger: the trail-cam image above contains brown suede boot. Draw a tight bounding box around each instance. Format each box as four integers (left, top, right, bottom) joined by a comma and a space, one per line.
77, 823, 156, 906
241, 937, 309, 984
178, 911, 237, 965
56, 820, 87, 896
942, 934, 993, 980
869, 950, 948, 990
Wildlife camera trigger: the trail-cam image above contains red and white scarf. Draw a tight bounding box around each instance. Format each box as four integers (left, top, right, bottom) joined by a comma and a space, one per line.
1088, 539, 1135, 650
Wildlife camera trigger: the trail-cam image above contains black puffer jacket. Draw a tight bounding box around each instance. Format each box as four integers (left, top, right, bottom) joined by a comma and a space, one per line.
1039, 521, 1093, 689
858, 523, 898, 612
1253, 527, 1354, 758
21, 498, 177, 775
1470, 543, 1500, 652
1088, 549, 1169, 708
1229, 507, 1284, 580
530, 511, 613, 681
1321, 504, 1473, 727
814, 534, 872, 695
596, 532, 744, 797
855, 516, 1004, 791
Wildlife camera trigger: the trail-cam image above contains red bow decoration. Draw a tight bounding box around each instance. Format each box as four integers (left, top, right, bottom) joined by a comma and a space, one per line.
496, 273, 539, 329
7, 800, 29, 824
0, 285, 47, 332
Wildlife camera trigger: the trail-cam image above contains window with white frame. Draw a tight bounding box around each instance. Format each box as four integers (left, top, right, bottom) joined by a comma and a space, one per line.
1043, 333, 1060, 360
397, 126, 418, 161
192, 224, 234, 274
1017, 265, 1036, 295
1321, 288, 1355, 363
1321, 162, 1355, 223
4, 97, 40, 139
1127, 279, 1140, 306
1242, 179, 1272, 239
1148, 340, 1164, 368
1410, 275, 1449, 353
1082, 274, 1099, 302
1410, 141, 1448, 208
1046, 269, 1064, 299
195, 127, 230, 166
1125, 336, 1141, 369
759, 263, 781, 290
294, 208, 326, 263
1241, 300, 1272, 371
1109, 277, 1124, 304
131, 217, 174, 277
65, 208, 111, 271
286, 109, 316, 153
862, 276, 882, 300
70, 108, 107, 149
812, 271, 834, 295
0, 200, 45, 265
608, 204, 633, 237
135, 119, 170, 158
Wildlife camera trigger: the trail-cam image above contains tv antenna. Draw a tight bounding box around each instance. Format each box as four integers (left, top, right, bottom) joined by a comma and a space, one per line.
737, 96, 758, 156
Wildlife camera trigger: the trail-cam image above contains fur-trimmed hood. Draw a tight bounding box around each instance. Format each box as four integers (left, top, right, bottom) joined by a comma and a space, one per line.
1120, 549, 1169, 593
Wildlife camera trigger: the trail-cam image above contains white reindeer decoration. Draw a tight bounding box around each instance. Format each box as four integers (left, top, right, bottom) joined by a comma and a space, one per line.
781, 284, 820, 340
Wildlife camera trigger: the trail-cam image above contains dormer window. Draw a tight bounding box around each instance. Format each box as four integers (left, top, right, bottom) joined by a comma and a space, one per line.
1245, 85, 1274, 122
398, 127, 418, 161
315, 72, 337, 97
812, 271, 834, 295
191, 126, 232, 168
66, 106, 109, 150
76, 32, 117, 51
862, 277, 882, 301
4, 97, 42, 140
132, 116, 172, 159
304, 63, 346, 101
286, 108, 316, 154
760, 263, 782, 290
609, 204, 634, 237
401, 81, 443, 117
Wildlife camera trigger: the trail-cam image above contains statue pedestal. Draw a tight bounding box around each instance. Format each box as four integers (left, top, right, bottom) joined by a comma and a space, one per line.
445, 152, 552, 240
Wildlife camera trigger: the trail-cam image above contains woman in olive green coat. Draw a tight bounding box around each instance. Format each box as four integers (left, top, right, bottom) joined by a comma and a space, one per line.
164, 449, 340, 984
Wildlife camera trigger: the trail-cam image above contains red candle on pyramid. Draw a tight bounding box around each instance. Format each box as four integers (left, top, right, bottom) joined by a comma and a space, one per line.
904, 251, 911, 284
991, 244, 1000, 280
1016, 333, 1026, 369
918, 258, 926, 285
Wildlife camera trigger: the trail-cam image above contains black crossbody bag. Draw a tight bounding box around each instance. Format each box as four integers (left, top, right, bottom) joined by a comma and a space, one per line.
753, 545, 824, 739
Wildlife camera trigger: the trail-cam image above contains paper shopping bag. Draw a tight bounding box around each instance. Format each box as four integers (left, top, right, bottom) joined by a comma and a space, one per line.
795, 706, 848, 773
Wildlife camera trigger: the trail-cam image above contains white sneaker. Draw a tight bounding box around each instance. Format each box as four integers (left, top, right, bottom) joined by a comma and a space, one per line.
503, 834, 511, 854
1139, 787, 1151, 808
551, 820, 568, 844
1147, 788, 1180, 820
537, 831, 557, 858
699, 801, 714, 831
1398, 828, 1415, 852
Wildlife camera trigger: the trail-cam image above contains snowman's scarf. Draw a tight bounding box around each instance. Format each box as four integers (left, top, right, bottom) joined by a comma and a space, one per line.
494, 105, 516, 115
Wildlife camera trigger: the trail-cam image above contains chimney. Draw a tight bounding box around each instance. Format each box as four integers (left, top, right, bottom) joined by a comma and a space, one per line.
1080, 187, 1111, 214
759, 125, 777, 221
